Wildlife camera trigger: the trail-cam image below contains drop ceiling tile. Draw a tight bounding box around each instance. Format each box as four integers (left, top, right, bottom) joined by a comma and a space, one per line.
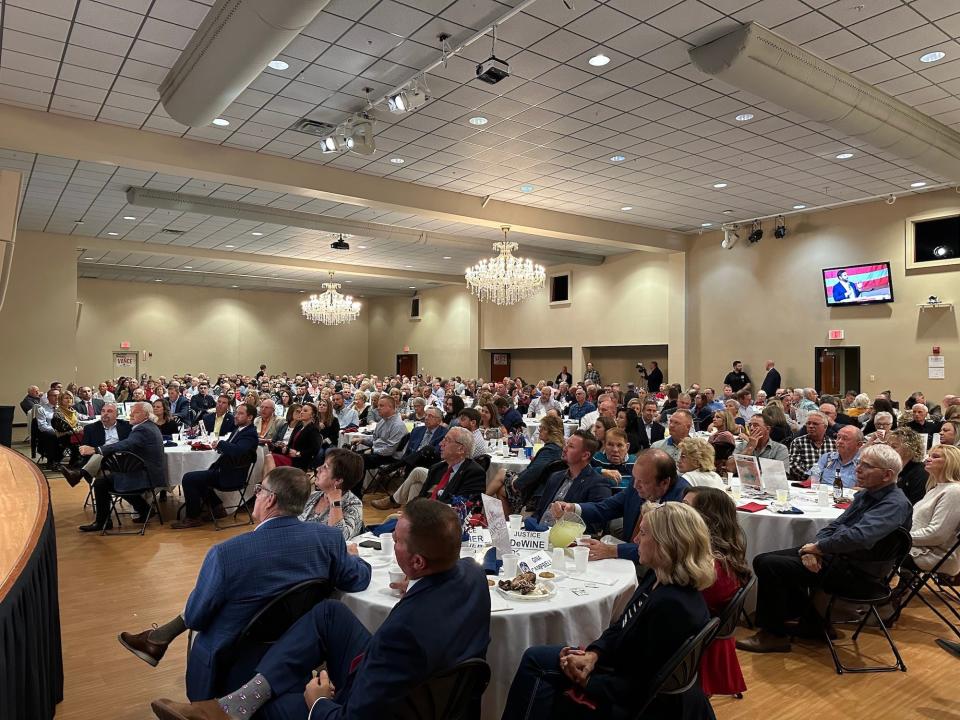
529, 30, 598, 64
4, 5, 72, 42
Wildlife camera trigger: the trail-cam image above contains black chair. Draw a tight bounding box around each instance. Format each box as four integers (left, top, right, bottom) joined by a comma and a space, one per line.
818, 527, 912, 673
474, 454, 492, 472
30, 417, 39, 458
365, 434, 411, 496
890, 530, 960, 640
630, 617, 720, 719
524, 460, 568, 512
211, 450, 258, 530
708, 576, 756, 699
100, 451, 164, 536
389, 658, 491, 720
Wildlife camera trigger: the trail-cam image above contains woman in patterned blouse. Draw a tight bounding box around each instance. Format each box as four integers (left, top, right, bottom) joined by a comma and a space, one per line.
299, 447, 365, 540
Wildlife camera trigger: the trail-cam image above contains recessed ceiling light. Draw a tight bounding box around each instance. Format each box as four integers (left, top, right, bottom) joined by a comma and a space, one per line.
722, 210, 734, 215
701, 222, 713, 227
792, 204, 807, 210
268, 59, 290, 70
107, 232, 119, 236
442, 255, 452, 259
154, 278, 162, 282
920, 51, 945, 63
588, 53, 610, 67
835, 152, 853, 159
408, 286, 416, 289
74, 220, 84, 224
404, 265, 412, 268
910, 181, 927, 188
712, 182, 728, 189
224, 244, 235, 248
620, 206, 632, 211
735, 113, 754, 122
345, 280, 353, 283
231, 284, 238, 288
520, 184, 534, 192
122, 215, 136, 220
609, 154, 626, 162
184, 266, 193, 269
212, 118, 230, 126
390, 157, 405, 164
83, 257, 94, 260
358, 245, 367, 249
299, 290, 305, 293
469, 116, 488, 125
251, 232, 263, 236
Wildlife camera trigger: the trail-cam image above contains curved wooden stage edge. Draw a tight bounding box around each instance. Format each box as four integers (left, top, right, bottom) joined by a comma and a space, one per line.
0, 446, 63, 719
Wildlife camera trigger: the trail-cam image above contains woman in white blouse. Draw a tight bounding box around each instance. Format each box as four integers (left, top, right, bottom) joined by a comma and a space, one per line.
906, 444, 960, 578
678, 437, 725, 488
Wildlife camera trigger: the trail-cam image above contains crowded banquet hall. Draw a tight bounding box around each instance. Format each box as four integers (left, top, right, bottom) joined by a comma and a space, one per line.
3, 0, 960, 719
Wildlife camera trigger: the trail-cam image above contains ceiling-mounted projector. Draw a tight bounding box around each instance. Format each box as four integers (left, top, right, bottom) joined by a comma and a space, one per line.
330, 235, 350, 250
476, 56, 510, 84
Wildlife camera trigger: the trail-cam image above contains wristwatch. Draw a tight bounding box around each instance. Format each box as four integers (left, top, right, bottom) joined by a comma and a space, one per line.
332, 500, 342, 508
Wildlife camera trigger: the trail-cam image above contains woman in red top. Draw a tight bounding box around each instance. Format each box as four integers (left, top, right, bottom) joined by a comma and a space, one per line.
683, 485, 751, 697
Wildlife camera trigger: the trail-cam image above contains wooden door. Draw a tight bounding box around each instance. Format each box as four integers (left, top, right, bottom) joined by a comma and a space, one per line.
396, 354, 417, 377
818, 350, 840, 395
491, 352, 511, 383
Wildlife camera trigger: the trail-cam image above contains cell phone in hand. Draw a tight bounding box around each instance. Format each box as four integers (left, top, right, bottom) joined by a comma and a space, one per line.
358, 540, 381, 550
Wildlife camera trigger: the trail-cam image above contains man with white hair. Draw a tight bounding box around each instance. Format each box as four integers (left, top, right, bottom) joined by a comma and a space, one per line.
74, 401, 165, 533
809, 424, 864, 489
527, 385, 562, 418
906, 403, 941, 443
798, 388, 819, 412
787, 411, 837, 484
579, 395, 616, 431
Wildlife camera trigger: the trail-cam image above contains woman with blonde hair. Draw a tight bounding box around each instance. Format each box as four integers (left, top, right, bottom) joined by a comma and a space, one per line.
886, 428, 929, 505
708, 409, 742, 437
678, 437, 725, 488
51, 390, 83, 466
487, 414, 565, 514
502, 502, 716, 719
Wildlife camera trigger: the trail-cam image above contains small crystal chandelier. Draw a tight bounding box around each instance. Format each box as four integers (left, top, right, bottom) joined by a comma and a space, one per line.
300, 272, 361, 325
465, 226, 545, 305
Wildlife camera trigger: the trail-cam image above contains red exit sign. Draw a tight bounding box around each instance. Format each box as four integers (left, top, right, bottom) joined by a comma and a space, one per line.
828, 329, 844, 340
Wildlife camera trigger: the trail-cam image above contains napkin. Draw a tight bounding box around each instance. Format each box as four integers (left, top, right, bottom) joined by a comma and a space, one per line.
370, 517, 399, 537
489, 592, 511, 613
834, 501, 852, 510
482, 547, 502, 576
567, 574, 616, 586
796, 478, 812, 488
736, 502, 767, 513
523, 516, 548, 532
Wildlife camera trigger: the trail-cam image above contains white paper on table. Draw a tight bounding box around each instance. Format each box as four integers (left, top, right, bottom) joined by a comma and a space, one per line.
489, 590, 512, 613
481, 493, 511, 559
734, 454, 762, 489
567, 574, 617, 587
759, 458, 790, 492
929, 366, 945, 379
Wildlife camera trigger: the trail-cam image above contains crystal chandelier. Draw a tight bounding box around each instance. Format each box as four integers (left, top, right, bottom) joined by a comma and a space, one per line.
300, 272, 361, 326
465, 226, 545, 305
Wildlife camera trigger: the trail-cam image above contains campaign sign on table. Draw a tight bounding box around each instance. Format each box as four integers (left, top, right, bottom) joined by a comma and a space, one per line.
482, 493, 511, 558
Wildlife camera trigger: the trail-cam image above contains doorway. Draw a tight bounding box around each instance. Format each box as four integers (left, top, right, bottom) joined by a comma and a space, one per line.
396, 354, 417, 378
814, 347, 861, 396
490, 352, 511, 383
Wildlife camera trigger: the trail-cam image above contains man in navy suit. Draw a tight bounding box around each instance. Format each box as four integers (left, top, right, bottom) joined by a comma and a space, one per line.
202, 395, 236, 436
167, 381, 192, 424
551, 449, 690, 562
119, 466, 371, 702
530, 430, 611, 533
173, 403, 260, 529
150, 499, 490, 720
74, 401, 166, 532
400, 406, 448, 469
60, 402, 132, 487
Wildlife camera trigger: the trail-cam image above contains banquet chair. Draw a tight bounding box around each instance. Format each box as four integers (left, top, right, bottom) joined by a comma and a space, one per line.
708, 576, 756, 698
100, 451, 164, 536
364, 434, 411, 496
389, 658, 490, 720
211, 450, 258, 530
630, 617, 720, 719
523, 460, 567, 512
474, 454, 491, 472
817, 527, 912, 674
889, 530, 960, 640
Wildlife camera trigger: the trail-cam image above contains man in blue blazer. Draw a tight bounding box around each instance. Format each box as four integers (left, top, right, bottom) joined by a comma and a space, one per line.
119, 466, 372, 702
149, 499, 490, 720
551, 448, 690, 563
74, 401, 166, 532
399, 406, 448, 470
530, 431, 611, 533
167, 382, 192, 424
174, 402, 260, 529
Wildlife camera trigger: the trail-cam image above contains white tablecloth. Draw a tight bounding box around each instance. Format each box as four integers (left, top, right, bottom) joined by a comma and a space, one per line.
521, 416, 578, 442
487, 453, 530, 482
737, 488, 845, 566
162, 442, 269, 491
339, 546, 638, 720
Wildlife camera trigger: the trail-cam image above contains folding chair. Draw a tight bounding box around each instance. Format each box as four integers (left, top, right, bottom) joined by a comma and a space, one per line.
212, 451, 258, 530
890, 530, 960, 640
390, 658, 491, 720
364, 434, 410, 496
100, 451, 164, 536
819, 527, 912, 673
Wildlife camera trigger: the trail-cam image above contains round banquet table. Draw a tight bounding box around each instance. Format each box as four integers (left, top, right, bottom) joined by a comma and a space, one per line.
162, 442, 269, 491
486, 451, 530, 482
521, 416, 578, 442
338, 547, 638, 720
737, 488, 845, 566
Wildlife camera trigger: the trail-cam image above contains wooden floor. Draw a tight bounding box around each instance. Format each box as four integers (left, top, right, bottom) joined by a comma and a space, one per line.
30, 443, 958, 720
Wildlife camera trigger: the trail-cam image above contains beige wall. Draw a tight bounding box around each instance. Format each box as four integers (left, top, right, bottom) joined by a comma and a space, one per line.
686, 189, 960, 404
586, 345, 669, 388
76, 278, 368, 381
366, 284, 479, 379
488, 347, 572, 383
0, 230, 77, 410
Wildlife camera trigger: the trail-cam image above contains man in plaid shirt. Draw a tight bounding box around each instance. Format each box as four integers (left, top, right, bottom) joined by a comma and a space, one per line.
583, 361, 601, 386
788, 411, 837, 483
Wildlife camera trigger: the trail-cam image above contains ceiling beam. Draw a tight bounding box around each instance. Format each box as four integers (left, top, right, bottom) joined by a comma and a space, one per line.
0, 105, 687, 253
126, 187, 605, 267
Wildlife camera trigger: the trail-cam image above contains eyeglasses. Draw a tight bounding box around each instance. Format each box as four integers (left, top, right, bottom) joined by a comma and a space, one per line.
254, 483, 275, 496
857, 461, 884, 471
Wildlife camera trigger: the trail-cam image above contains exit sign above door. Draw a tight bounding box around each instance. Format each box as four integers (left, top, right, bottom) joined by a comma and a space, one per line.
828, 329, 844, 340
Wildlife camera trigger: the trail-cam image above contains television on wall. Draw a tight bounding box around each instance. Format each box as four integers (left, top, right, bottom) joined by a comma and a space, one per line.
822, 262, 894, 307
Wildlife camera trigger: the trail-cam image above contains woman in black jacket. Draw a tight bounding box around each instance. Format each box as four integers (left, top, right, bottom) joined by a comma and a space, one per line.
501, 503, 717, 720
264, 402, 322, 472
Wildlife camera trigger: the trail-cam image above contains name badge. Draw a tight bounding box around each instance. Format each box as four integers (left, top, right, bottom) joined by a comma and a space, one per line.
509, 529, 549, 551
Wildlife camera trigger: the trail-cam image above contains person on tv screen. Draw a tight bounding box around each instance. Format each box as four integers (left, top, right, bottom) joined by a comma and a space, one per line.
832, 269, 863, 302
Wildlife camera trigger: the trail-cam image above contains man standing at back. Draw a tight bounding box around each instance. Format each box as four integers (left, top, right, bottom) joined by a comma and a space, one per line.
760, 360, 781, 398
150, 499, 490, 720
724, 360, 751, 393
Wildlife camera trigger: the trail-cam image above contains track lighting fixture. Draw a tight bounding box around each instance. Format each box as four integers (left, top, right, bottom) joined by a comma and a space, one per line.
317, 114, 376, 156
721, 224, 739, 250
386, 78, 429, 114
748, 220, 763, 244
774, 215, 786, 239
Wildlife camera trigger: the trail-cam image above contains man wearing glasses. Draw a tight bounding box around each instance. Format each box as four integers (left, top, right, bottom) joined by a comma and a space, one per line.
117, 466, 371, 702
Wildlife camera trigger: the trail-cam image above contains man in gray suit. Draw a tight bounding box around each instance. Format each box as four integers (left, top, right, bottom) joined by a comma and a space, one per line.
76, 401, 166, 532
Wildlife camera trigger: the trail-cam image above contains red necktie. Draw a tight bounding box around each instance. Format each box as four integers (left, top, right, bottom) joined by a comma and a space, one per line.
430, 466, 453, 500
88, 401, 94, 416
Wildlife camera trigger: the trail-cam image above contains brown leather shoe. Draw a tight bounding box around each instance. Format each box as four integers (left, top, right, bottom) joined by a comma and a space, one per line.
151, 698, 228, 720
170, 517, 205, 530
119, 628, 169, 667
60, 466, 85, 488
372, 496, 401, 510
736, 631, 791, 653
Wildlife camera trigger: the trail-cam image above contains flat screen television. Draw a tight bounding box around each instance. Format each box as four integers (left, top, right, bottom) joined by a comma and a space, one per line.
822, 262, 894, 307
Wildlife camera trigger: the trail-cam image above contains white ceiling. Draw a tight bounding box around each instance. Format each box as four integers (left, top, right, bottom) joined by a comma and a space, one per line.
1, 0, 959, 289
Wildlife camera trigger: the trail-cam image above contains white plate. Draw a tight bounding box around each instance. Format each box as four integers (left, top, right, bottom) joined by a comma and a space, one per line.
361, 554, 393, 568
496, 580, 557, 602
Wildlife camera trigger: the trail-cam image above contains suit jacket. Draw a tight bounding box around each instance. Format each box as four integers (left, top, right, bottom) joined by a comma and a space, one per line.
534, 466, 611, 530
184, 516, 372, 701
760, 368, 782, 397
418, 458, 487, 503
99, 420, 165, 493
579, 478, 690, 562
582, 572, 711, 720
280, 421, 322, 470
74, 397, 104, 418
169, 395, 191, 422
202, 412, 236, 436
308, 559, 490, 720
402, 424, 448, 459
81, 419, 132, 448
633, 418, 665, 450
211, 424, 260, 488
253, 415, 282, 442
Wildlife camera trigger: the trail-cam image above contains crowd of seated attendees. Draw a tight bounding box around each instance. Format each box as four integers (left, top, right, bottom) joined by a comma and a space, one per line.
17, 363, 960, 717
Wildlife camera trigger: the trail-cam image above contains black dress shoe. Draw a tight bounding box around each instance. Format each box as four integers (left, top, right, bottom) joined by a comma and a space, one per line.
79, 521, 113, 532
